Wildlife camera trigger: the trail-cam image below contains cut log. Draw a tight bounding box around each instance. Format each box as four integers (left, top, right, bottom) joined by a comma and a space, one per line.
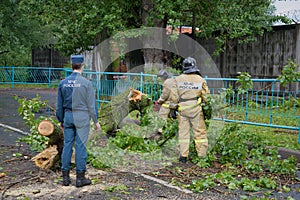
128, 88, 152, 113
38, 120, 54, 136
31, 145, 59, 169
128, 88, 143, 102
38, 120, 64, 154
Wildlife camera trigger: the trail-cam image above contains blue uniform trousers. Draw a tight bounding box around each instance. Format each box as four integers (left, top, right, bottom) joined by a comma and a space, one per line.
61, 111, 90, 172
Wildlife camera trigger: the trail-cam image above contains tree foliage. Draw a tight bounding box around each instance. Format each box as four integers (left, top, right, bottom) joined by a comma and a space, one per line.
1, 0, 291, 65
277, 59, 300, 86
0, 0, 53, 65
20, 0, 143, 56
188, 0, 290, 55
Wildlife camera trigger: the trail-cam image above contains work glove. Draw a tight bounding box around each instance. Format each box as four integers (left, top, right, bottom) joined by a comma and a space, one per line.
170, 109, 177, 119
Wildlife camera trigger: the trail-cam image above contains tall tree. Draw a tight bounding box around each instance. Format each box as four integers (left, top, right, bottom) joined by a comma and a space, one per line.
0, 0, 51, 65
188, 0, 289, 55
18, 0, 289, 68
21, 0, 142, 55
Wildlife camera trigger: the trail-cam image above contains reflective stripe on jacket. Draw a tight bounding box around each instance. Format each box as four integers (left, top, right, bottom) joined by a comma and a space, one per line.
178, 98, 201, 111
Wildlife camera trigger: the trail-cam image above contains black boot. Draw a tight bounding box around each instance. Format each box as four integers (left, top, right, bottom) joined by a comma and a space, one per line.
179, 156, 187, 163
62, 170, 71, 186
76, 171, 91, 187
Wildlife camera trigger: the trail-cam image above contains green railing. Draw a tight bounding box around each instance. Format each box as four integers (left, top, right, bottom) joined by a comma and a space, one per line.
1, 66, 299, 143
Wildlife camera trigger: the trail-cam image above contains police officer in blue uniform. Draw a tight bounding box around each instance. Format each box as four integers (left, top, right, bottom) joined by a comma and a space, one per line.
56, 55, 101, 187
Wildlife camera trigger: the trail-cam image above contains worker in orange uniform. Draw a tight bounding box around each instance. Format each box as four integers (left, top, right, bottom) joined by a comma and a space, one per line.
175, 57, 210, 163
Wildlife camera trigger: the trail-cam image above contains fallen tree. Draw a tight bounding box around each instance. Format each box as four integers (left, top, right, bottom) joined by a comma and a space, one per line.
17, 88, 166, 169
99, 88, 153, 134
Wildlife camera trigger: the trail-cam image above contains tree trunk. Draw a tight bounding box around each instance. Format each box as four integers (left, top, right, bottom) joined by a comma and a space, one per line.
141, 0, 165, 71
99, 88, 152, 134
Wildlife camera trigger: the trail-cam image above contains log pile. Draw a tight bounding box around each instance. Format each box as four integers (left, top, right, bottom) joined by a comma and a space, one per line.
31, 120, 63, 169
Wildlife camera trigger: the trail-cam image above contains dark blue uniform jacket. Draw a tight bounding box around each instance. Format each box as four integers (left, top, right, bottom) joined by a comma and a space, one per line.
56, 72, 98, 124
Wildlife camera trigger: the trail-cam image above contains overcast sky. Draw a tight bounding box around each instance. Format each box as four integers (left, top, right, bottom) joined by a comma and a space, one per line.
273, 0, 300, 13
272, 0, 300, 23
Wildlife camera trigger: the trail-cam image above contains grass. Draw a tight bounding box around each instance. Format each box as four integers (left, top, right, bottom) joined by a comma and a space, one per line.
222, 106, 299, 127
241, 124, 300, 150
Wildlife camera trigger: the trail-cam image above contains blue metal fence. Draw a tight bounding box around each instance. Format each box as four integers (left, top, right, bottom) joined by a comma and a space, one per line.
1, 66, 299, 143
0, 66, 67, 88
205, 77, 300, 143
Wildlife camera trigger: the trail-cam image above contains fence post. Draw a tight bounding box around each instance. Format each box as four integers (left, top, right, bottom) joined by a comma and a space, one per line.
96, 72, 100, 108
298, 116, 300, 144
48, 68, 51, 88
245, 92, 249, 121
11, 66, 15, 88
140, 72, 143, 93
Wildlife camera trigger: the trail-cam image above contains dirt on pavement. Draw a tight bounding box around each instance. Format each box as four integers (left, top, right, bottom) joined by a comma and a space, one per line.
0, 88, 299, 200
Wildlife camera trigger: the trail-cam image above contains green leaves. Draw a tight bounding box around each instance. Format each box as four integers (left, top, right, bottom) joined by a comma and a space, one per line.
214, 123, 297, 172
277, 59, 300, 87
188, 170, 277, 193
201, 94, 213, 121
110, 130, 159, 153
212, 123, 248, 164
1, 0, 292, 65
236, 72, 253, 94
13, 0, 290, 58
193, 0, 290, 54
0, 0, 53, 65
188, 177, 215, 192
105, 184, 129, 193
15, 94, 54, 151
15, 94, 47, 127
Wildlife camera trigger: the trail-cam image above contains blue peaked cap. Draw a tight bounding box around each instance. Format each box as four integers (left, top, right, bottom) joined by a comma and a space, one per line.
71, 55, 84, 64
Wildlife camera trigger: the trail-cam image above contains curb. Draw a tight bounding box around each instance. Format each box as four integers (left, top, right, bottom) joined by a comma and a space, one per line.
0, 123, 29, 136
